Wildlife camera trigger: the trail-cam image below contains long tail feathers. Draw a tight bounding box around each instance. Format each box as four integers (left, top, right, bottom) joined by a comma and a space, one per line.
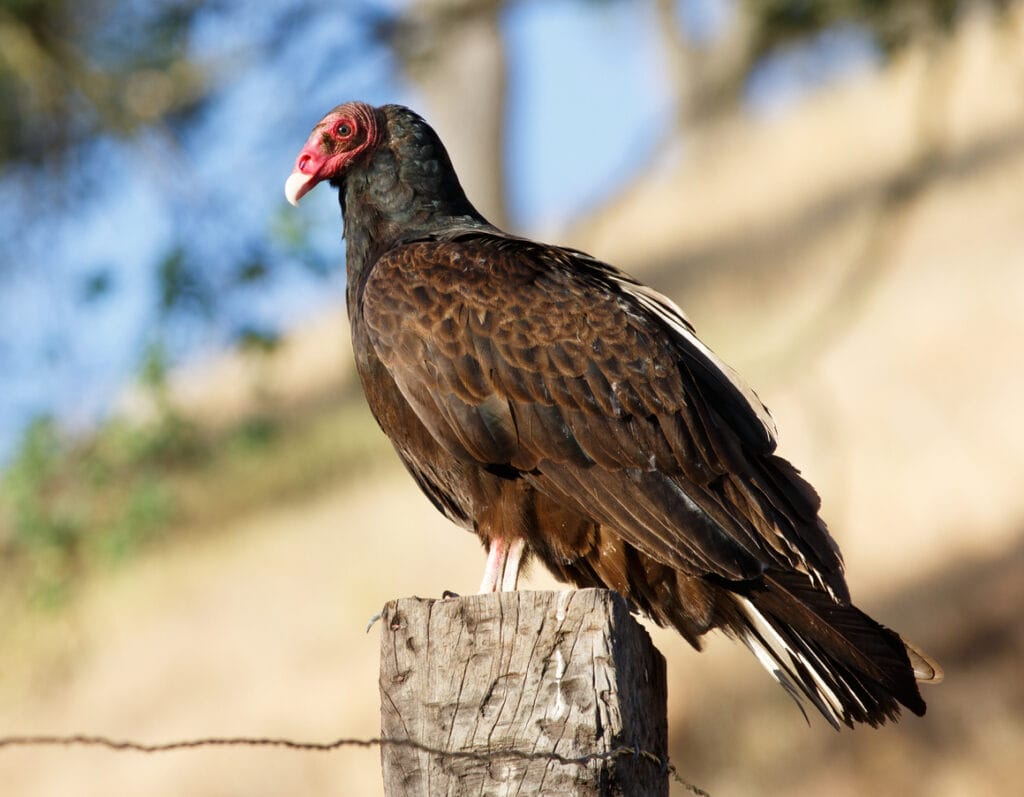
726, 571, 939, 729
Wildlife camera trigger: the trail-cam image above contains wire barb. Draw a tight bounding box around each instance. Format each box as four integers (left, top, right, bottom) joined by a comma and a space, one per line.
0, 732, 708, 794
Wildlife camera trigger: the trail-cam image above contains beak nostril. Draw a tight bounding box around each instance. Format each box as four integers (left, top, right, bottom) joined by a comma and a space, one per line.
298, 154, 312, 173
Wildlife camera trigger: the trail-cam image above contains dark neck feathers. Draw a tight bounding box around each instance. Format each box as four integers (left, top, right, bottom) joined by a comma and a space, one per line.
338, 105, 494, 304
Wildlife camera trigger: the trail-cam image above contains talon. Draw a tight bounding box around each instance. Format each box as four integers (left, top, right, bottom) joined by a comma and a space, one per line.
365, 611, 382, 633
442, 590, 461, 599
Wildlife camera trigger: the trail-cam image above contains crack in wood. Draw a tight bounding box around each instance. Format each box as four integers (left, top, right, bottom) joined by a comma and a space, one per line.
379, 590, 668, 796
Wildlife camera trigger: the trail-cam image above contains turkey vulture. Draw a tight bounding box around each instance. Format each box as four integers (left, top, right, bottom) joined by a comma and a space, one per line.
285, 101, 941, 728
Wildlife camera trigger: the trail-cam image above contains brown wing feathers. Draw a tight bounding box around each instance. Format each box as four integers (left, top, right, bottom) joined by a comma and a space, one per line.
365, 237, 837, 581
361, 233, 930, 727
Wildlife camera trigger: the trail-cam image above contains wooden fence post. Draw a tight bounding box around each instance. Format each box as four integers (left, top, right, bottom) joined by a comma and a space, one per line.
378, 589, 668, 796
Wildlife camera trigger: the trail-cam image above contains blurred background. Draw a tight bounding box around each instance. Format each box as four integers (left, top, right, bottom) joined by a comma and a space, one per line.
0, 0, 1022, 794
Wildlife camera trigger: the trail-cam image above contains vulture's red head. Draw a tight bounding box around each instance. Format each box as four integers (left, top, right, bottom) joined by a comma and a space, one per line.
285, 101, 382, 206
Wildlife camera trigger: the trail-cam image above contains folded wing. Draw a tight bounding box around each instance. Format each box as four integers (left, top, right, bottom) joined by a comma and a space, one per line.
361, 234, 848, 598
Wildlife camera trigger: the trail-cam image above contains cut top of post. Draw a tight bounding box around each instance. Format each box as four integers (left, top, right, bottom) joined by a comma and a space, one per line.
378, 589, 668, 797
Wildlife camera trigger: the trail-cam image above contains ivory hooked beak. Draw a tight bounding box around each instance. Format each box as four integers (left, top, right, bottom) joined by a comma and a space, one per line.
285, 170, 315, 206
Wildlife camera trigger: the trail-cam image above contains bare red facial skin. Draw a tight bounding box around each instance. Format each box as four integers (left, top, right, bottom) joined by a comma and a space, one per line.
285, 101, 379, 205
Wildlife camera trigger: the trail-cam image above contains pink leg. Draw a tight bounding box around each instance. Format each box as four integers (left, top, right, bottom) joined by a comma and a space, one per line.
500, 538, 526, 592
478, 537, 506, 594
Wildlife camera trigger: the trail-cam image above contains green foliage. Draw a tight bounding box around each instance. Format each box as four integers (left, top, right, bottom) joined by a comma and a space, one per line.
0, 350, 391, 610
0, 334, 207, 607
235, 257, 269, 284
228, 415, 278, 451
156, 246, 212, 318
79, 268, 114, 302
0, 402, 199, 607
745, 0, 983, 56
234, 325, 282, 355
0, 0, 210, 167
1, 417, 84, 607
96, 476, 174, 563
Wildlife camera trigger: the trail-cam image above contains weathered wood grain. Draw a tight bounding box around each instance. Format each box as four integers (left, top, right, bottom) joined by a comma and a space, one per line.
379, 589, 668, 796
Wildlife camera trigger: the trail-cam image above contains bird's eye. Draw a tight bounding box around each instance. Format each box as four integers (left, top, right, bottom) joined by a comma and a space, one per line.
335, 122, 353, 138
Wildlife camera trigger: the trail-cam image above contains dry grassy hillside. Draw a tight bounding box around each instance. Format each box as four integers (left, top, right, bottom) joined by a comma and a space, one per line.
2, 11, 1022, 796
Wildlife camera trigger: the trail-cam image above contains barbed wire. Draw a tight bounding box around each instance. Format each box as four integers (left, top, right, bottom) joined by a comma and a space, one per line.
0, 731, 709, 795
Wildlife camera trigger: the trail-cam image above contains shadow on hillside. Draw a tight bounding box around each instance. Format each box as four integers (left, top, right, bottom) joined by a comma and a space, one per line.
670, 527, 1024, 795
